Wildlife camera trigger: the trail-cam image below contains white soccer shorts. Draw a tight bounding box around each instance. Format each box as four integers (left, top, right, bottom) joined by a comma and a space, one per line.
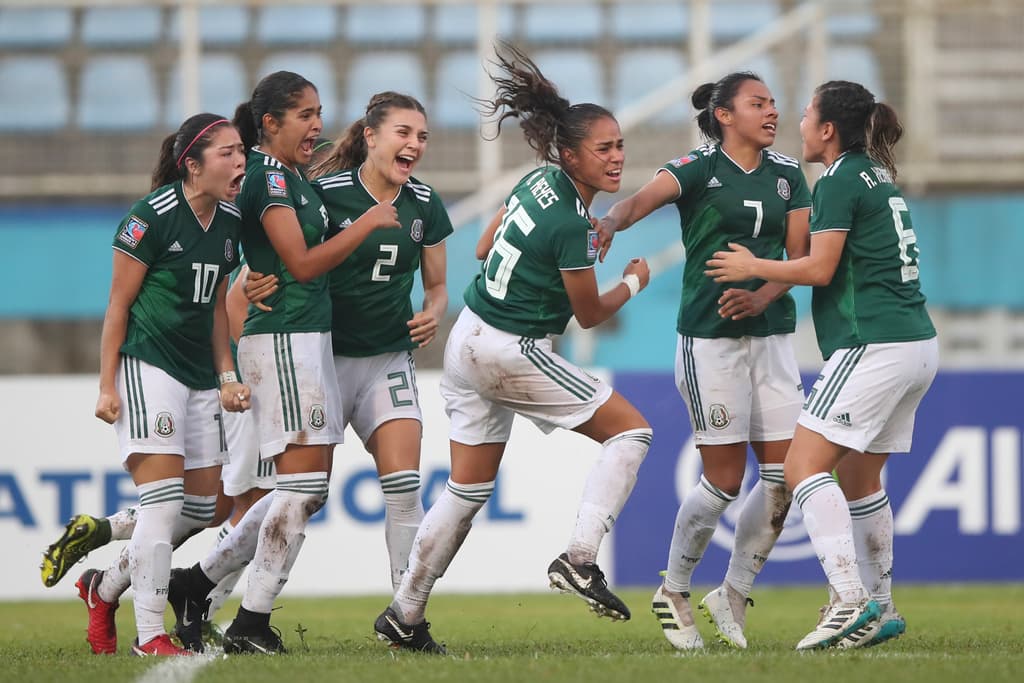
114, 355, 227, 471
798, 337, 939, 453
236, 331, 344, 458
221, 408, 275, 496
440, 307, 613, 445
674, 334, 804, 446
335, 350, 422, 445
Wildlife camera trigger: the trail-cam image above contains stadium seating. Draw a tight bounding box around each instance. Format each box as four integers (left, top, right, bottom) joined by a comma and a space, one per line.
168, 6, 250, 45
344, 52, 427, 124
77, 56, 158, 131
610, 2, 688, 41
0, 57, 69, 131
435, 52, 484, 129
0, 8, 73, 48
531, 49, 605, 105
258, 52, 339, 127
432, 3, 515, 44
165, 56, 249, 127
345, 5, 427, 44
711, 1, 780, 39
828, 45, 884, 99
81, 7, 163, 46
612, 48, 688, 124
524, 3, 602, 42
257, 5, 337, 44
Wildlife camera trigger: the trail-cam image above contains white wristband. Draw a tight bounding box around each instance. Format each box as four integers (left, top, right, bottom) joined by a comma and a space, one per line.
218, 371, 238, 386
621, 273, 641, 298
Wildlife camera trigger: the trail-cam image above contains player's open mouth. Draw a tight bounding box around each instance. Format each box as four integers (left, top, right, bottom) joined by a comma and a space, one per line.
763, 123, 777, 133
228, 173, 244, 193
396, 154, 416, 172
607, 168, 622, 180
300, 137, 317, 155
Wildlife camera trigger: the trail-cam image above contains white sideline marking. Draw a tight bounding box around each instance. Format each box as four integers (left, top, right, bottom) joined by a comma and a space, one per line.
134, 652, 217, 683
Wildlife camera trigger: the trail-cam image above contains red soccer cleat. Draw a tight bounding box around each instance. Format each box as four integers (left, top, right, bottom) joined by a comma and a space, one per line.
131, 633, 193, 656
76, 568, 118, 654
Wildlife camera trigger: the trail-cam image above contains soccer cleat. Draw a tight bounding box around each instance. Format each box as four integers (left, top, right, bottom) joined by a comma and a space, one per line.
76, 568, 118, 654
167, 568, 210, 653
41, 514, 110, 587
374, 606, 447, 654
222, 621, 286, 655
130, 634, 192, 656
795, 598, 881, 650
698, 583, 753, 649
201, 620, 224, 648
547, 553, 631, 621
651, 584, 703, 650
836, 604, 905, 649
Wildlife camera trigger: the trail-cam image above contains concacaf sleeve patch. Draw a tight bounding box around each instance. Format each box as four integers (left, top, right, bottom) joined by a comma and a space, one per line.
586, 229, 600, 259
669, 154, 697, 168
117, 215, 148, 249
265, 170, 288, 198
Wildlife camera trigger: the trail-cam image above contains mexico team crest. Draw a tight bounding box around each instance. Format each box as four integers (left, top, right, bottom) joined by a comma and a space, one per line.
708, 403, 730, 430
309, 404, 326, 430
224, 239, 234, 263
154, 411, 175, 437
410, 218, 423, 243
266, 170, 288, 198
777, 178, 791, 200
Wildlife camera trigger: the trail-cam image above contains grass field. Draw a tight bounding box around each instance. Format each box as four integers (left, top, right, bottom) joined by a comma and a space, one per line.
3, 584, 1022, 683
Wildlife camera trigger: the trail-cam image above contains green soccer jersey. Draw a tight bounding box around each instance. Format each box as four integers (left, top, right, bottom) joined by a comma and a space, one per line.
236, 148, 331, 336
113, 181, 241, 390
809, 151, 935, 359
313, 169, 453, 357
662, 144, 811, 338
464, 166, 597, 338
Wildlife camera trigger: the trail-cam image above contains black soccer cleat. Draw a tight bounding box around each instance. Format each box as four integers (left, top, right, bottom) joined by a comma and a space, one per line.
547, 552, 631, 621
374, 606, 447, 654
222, 621, 286, 655
167, 568, 211, 653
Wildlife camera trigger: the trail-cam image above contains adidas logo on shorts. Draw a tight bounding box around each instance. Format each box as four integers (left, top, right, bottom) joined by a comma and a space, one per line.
832, 412, 852, 427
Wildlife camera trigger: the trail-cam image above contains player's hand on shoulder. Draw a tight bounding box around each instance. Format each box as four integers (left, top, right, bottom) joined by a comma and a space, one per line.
220, 381, 251, 413
95, 389, 120, 424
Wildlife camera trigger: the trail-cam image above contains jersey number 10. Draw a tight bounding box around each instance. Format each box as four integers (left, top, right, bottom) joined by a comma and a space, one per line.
191, 263, 220, 304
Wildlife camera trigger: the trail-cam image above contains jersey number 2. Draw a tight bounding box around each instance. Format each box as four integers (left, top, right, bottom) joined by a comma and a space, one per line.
372, 245, 398, 282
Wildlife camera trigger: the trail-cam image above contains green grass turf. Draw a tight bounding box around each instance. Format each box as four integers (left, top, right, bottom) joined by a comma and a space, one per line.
2, 584, 1022, 683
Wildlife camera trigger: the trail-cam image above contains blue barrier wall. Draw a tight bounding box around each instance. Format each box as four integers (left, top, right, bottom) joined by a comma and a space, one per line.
612, 370, 1024, 585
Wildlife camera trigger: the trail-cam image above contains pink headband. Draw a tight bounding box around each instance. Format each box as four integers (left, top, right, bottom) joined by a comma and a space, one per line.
176, 119, 230, 169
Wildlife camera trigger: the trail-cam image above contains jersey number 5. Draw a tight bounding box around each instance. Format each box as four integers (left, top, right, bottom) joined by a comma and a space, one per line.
483, 195, 535, 300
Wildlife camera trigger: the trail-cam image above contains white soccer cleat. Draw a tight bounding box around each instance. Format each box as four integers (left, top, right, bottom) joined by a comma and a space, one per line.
698, 583, 751, 649
795, 598, 881, 651
835, 603, 905, 649
651, 584, 704, 650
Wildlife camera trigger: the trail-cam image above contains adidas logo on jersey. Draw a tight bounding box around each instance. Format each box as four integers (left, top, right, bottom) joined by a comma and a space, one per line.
832, 412, 852, 427
339, 218, 352, 228
706, 177, 722, 188
168, 241, 183, 252
300, 195, 309, 206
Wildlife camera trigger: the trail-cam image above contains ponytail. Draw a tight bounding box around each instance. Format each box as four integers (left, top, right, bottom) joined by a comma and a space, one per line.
815, 80, 903, 179
233, 100, 259, 151
866, 102, 903, 181
151, 133, 179, 190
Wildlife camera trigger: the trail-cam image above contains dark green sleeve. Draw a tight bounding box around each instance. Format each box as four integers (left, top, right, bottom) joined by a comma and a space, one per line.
112, 202, 163, 266
810, 175, 856, 233
788, 167, 812, 211
424, 192, 454, 247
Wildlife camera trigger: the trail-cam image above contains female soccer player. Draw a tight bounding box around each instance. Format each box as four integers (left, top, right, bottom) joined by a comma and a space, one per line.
599, 71, 811, 650
309, 91, 450, 591
166, 71, 399, 655
705, 80, 937, 650
373, 44, 652, 653
76, 113, 250, 656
